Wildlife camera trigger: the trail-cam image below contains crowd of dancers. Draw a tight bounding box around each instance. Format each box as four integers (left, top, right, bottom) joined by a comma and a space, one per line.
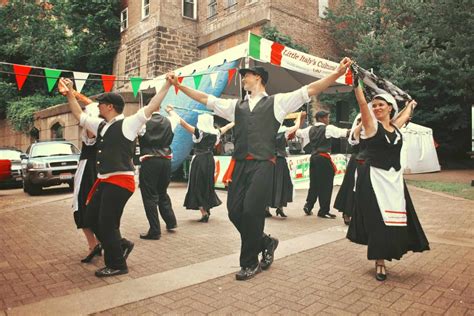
59, 57, 429, 282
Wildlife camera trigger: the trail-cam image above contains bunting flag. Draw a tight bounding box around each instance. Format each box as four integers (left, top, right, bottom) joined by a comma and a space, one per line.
101, 75, 116, 92
13, 64, 32, 90
130, 77, 143, 97
44, 68, 62, 92
193, 74, 203, 89
227, 68, 236, 86
73, 71, 89, 93
209, 72, 218, 88
174, 76, 184, 94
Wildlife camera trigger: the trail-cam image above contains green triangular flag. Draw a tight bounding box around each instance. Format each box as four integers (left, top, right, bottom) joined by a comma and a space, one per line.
249, 33, 261, 60
193, 74, 203, 89
44, 68, 62, 92
130, 77, 143, 97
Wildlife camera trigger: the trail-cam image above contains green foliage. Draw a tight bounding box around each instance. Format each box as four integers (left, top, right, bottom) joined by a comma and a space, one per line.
0, 0, 121, 133
6, 94, 64, 131
262, 25, 309, 53
325, 0, 474, 158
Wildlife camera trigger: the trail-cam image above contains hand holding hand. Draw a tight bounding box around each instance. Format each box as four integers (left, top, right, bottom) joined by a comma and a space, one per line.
58, 78, 73, 95
165, 72, 179, 86
165, 104, 175, 113
336, 57, 352, 76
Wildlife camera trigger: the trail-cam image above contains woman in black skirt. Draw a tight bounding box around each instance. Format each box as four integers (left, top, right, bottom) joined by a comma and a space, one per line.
72, 101, 102, 262
266, 111, 303, 218
167, 105, 234, 222
334, 115, 366, 225
347, 76, 429, 281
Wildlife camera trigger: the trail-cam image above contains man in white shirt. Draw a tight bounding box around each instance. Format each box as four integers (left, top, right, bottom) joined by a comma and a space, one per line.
296, 110, 349, 218
166, 57, 351, 281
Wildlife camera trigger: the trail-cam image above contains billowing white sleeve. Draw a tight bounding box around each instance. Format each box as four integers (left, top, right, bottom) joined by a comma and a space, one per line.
207, 95, 238, 122
273, 86, 310, 123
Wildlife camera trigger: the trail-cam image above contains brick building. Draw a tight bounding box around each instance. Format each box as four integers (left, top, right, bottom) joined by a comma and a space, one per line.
115, 0, 339, 91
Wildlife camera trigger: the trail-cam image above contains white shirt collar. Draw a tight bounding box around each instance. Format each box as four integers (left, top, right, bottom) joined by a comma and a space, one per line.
107, 114, 125, 124
245, 91, 268, 100
313, 122, 326, 126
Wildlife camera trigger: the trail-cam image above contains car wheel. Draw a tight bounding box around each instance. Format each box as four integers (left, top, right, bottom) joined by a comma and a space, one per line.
68, 182, 74, 191
24, 179, 42, 196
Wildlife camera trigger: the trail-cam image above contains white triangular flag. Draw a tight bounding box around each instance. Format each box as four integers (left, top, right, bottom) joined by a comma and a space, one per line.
210, 72, 218, 88
73, 72, 89, 93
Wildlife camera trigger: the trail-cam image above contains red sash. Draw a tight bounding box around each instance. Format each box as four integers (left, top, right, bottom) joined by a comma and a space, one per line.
86, 175, 135, 205
222, 154, 276, 186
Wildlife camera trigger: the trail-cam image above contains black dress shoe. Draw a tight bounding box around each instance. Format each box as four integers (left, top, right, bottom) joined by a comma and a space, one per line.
122, 240, 135, 260
81, 243, 102, 263
327, 213, 337, 218
95, 267, 128, 278
166, 224, 177, 231
343, 214, 351, 225
140, 233, 161, 240
198, 214, 209, 222
303, 206, 313, 215
317, 213, 335, 219
276, 208, 287, 218
375, 264, 387, 281
265, 209, 273, 217
235, 263, 262, 281
260, 236, 279, 270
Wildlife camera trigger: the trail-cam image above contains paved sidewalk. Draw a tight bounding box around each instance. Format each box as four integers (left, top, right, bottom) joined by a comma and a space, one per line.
1, 176, 473, 315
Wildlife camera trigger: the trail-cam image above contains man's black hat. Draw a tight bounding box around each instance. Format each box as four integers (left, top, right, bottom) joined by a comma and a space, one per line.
96, 92, 125, 109
239, 66, 269, 84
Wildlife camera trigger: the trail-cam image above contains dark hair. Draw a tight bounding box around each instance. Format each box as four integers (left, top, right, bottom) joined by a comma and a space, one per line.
112, 104, 124, 114
315, 110, 329, 122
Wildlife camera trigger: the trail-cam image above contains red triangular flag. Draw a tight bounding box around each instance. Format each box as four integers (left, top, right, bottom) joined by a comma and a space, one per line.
174, 76, 184, 94
101, 75, 116, 92
13, 64, 32, 90
227, 69, 237, 86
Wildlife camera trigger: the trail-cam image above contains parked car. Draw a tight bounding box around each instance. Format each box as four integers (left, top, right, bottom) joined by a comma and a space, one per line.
21, 140, 80, 195
0, 147, 24, 188
0, 159, 11, 182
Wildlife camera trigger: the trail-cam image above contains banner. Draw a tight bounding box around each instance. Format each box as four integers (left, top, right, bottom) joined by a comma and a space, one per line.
248, 33, 347, 85
212, 154, 348, 190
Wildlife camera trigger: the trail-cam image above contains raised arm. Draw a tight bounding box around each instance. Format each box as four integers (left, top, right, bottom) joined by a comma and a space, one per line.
392, 100, 417, 129
166, 105, 195, 134
354, 81, 376, 137
59, 78, 83, 121
307, 57, 352, 97
219, 121, 235, 135
143, 81, 172, 118
166, 72, 209, 105
286, 111, 304, 135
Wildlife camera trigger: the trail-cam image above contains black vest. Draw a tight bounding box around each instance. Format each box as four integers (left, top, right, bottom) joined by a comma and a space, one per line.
365, 122, 402, 171
194, 131, 217, 154
309, 125, 331, 154
139, 113, 174, 156
233, 96, 281, 160
80, 142, 97, 161
275, 132, 287, 157
96, 120, 135, 174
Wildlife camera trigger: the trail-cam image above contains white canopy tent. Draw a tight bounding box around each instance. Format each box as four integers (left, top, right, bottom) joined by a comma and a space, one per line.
401, 123, 441, 174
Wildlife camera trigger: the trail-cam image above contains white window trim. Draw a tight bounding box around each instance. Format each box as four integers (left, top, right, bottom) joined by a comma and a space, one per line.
182, 0, 197, 20
208, 0, 217, 19
318, 0, 328, 18
120, 8, 128, 32
142, 0, 150, 20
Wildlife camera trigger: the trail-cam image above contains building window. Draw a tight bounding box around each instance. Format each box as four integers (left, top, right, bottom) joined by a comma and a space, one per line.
208, 0, 217, 19
247, 0, 257, 4
182, 0, 197, 20
51, 122, 63, 140
227, 0, 237, 7
120, 8, 128, 32
142, 0, 150, 20
318, 0, 328, 18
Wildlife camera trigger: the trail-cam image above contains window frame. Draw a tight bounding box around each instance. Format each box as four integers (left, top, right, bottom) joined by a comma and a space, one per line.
208, 0, 218, 19
142, 0, 150, 20
120, 7, 128, 32
182, 0, 197, 20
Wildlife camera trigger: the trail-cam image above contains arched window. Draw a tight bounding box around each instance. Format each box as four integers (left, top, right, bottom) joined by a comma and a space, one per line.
51, 122, 64, 139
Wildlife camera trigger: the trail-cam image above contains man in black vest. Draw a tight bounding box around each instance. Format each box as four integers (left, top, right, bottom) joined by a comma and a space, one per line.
296, 110, 349, 219
138, 92, 178, 240
166, 57, 351, 280
60, 78, 172, 277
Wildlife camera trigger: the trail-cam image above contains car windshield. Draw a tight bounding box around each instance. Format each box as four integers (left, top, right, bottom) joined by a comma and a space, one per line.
0, 150, 22, 160
31, 143, 80, 158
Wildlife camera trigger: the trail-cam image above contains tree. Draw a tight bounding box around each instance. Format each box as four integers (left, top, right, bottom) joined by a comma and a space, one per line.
325, 0, 474, 159
0, 0, 121, 133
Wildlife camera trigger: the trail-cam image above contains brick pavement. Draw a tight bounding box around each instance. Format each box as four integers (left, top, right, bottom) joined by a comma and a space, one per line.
1, 176, 473, 314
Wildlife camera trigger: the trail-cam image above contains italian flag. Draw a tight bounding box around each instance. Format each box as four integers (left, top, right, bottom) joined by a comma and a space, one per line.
249, 33, 285, 66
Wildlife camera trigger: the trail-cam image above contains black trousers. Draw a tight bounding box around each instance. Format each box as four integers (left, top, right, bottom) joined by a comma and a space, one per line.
86, 182, 133, 270
305, 154, 335, 215
139, 157, 177, 235
227, 160, 274, 268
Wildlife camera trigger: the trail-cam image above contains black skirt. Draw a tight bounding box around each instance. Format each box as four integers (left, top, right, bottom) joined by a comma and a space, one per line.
347, 163, 430, 261
334, 156, 357, 216
183, 152, 222, 210
269, 156, 293, 208
74, 158, 97, 229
